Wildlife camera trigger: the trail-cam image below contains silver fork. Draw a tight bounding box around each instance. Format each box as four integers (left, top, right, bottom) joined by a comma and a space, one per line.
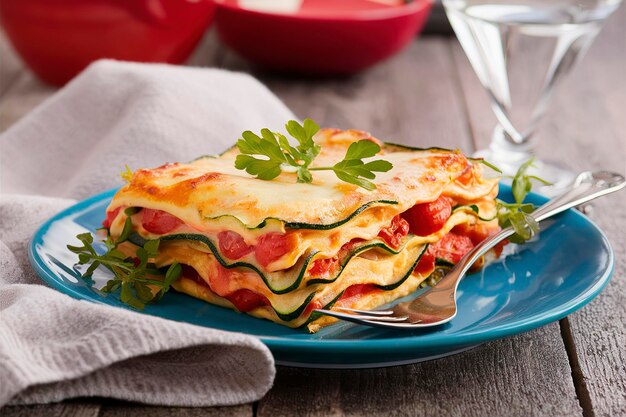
314, 171, 625, 329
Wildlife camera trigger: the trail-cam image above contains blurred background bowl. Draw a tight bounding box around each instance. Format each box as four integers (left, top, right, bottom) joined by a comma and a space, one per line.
0, 0, 215, 86
214, 0, 433, 75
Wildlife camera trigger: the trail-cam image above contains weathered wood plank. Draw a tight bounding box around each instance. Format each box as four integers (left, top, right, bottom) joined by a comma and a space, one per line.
0, 401, 100, 417
218, 37, 475, 151
0, 30, 24, 98
185, 30, 225, 68
548, 9, 626, 416
0, 72, 54, 132
451, 5, 626, 417
98, 402, 252, 417
259, 324, 581, 417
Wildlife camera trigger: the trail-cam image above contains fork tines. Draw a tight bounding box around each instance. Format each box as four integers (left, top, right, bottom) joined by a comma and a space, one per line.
336, 307, 395, 316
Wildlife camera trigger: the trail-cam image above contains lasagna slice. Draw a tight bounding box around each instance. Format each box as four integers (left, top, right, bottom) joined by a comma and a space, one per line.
103, 128, 502, 332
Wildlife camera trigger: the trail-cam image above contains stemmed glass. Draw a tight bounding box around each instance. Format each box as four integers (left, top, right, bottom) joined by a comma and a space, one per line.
442, 0, 622, 195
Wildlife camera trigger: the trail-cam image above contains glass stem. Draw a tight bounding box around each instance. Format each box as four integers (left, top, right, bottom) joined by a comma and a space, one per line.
475, 125, 576, 197
475, 125, 534, 177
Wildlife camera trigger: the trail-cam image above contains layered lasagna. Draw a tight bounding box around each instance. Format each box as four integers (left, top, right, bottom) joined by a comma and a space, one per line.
103, 128, 501, 332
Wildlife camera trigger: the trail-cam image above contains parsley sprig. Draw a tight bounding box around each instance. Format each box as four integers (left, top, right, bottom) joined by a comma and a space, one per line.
67, 209, 182, 309
234, 119, 393, 191
497, 158, 551, 243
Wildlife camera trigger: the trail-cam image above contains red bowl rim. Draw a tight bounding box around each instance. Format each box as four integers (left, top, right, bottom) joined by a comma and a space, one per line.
213, 0, 432, 22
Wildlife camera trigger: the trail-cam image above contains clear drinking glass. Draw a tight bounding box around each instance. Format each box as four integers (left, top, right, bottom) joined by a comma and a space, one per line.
442, 0, 622, 194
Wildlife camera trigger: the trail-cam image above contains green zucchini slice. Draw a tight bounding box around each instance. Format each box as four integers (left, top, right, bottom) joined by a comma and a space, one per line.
128, 232, 412, 295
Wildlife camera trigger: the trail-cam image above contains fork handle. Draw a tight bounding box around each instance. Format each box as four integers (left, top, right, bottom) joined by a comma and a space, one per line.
437, 171, 625, 292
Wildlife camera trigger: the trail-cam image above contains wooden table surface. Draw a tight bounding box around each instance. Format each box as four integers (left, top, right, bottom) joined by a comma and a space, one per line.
1, 7, 624, 417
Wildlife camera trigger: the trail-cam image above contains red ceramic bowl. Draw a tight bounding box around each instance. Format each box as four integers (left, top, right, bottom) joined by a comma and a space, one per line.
214, 0, 432, 75
0, 0, 215, 86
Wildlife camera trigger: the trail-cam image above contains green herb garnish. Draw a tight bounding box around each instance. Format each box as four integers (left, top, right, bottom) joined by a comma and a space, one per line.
497, 158, 551, 243
67, 211, 182, 309
234, 118, 393, 191
120, 164, 133, 183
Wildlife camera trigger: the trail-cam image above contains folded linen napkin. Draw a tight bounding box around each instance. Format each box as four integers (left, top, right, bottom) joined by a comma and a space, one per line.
0, 60, 297, 407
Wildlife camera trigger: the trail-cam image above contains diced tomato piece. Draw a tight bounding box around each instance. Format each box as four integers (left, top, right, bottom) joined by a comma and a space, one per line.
187, 261, 268, 312
226, 289, 270, 312
377, 215, 410, 249
413, 251, 436, 275
342, 283, 378, 299
454, 223, 508, 258
339, 239, 365, 255
141, 208, 183, 234
338, 284, 379, 305
206, 262, 233, 296
102, 207, 121, 229
428, 232, 474, 264
309, 238, 368, 278
309, 256, 339, 278
402, 196, 452, 236
255, 232, 293, 267
414, 233, 474, 275
452, 223, 493, 246
218, 231, 253, 260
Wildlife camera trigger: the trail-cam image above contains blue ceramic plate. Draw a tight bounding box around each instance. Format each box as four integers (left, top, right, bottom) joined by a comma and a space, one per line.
29, 185, 613, 368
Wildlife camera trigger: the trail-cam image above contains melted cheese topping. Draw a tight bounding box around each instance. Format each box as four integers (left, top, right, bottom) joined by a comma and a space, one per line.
107, 129, 498, 233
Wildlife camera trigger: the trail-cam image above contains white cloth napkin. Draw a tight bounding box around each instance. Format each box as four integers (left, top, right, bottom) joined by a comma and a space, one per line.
0, 60, 297, 407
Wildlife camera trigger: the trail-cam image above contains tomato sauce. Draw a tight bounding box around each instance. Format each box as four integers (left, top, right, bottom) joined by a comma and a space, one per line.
181, 264, 269, 313
401, 195, 452, 237
255, 232, 293, 267
413, 251, 436, 275
218, 230, 253, 260
308, 256, 340, 278
307, 239, 365, 278
142, 208, 183, 234
102, 207, 121, 228
225, 289, 270, 313
377, 215, 410, 249
413, 222, 506, 275
453, 223, 507, 258
427, 232, 475, 264
336, 284, 379, 306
